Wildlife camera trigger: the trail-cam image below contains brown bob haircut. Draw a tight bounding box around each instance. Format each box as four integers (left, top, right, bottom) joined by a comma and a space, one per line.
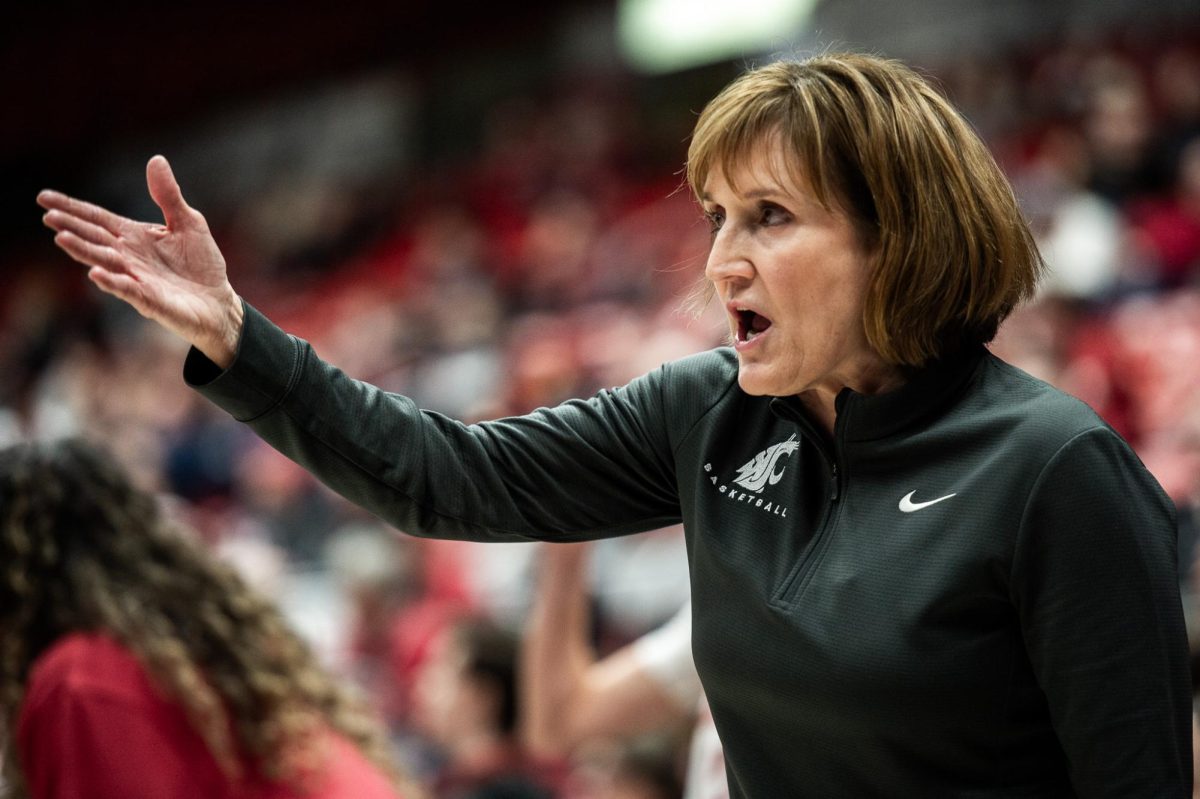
687, 53, 1043, 367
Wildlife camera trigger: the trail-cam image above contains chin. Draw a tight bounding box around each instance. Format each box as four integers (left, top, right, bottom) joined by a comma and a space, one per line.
736, 367, 778, 397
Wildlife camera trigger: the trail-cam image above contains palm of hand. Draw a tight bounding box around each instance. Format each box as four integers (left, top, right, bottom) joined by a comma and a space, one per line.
120, 215, 228, 335
38, 155, 243, 365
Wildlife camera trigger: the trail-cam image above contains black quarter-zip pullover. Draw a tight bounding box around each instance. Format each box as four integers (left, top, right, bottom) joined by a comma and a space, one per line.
187, 302, 1190, 797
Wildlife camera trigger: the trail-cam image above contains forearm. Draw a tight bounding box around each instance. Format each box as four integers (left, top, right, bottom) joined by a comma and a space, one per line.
185, 303, 682, 542
519, 544, 595, 757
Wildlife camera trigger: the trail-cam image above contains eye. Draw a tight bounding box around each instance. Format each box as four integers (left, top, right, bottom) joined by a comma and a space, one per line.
704, 208, 725, 235
757, 202, 789, 227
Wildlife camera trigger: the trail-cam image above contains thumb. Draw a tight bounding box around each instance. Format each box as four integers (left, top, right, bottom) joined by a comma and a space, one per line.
145, 155, 193, 229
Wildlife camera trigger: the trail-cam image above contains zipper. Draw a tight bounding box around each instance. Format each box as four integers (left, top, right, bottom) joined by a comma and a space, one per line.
769, 404, 847, 608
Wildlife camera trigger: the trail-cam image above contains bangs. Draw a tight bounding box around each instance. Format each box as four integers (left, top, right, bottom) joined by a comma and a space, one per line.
686, 72, 838, 211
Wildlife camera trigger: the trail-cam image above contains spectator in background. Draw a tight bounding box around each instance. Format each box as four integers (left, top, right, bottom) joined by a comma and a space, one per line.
324, 518, 474, 735
324, 519, 429, 728
565, 740, 684, 799
411, 616, 561, 799
522, 543, 725, 799
0, 438, 414, 799
1018, 124, 1131, 301
1130, 136, 1200, 289
1150, 47, 1200, 195
1081, 53, 1160, 207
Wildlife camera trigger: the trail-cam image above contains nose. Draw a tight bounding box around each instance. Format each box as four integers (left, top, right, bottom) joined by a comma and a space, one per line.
704, 226, 754, 285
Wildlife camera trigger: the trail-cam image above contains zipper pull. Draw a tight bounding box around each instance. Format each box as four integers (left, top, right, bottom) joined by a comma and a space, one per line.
830, 462, 840, 502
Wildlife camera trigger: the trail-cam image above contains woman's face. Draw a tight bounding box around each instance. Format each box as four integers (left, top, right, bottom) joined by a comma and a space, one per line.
701, 140, 885, 401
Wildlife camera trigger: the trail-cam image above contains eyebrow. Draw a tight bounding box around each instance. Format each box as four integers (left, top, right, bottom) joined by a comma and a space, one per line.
699, 187, 787, 203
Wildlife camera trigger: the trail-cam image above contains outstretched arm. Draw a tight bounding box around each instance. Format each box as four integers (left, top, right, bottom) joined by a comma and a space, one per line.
37, 155, 243, 367
519, 542, 691, 758
39, 157, 684, 544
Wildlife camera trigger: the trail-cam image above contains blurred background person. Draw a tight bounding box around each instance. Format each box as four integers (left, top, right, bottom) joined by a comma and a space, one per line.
563, 740, 684, 799
411, 615, 563, 798
0, 438, 415, 799
521, 543, 724, 799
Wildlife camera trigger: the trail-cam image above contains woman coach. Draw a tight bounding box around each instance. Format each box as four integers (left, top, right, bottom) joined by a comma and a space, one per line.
38, 53, 1190, 796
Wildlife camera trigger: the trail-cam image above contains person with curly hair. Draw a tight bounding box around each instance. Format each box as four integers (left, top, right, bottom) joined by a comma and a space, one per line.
0, 438, 416, 799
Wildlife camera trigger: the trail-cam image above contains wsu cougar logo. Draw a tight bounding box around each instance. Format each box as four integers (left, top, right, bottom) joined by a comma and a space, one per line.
732, 434, 799, 492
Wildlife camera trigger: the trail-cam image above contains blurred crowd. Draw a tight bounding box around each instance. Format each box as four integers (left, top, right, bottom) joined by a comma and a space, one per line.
3, 27, 1200, 799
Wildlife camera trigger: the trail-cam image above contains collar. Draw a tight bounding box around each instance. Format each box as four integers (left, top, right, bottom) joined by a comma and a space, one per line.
770, 346, 986, 443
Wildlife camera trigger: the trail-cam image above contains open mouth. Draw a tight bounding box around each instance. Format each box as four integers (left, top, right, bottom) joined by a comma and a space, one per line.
736, 309, 772, 344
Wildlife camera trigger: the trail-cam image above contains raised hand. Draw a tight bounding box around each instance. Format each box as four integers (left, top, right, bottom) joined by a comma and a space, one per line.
38, 155, 244, 368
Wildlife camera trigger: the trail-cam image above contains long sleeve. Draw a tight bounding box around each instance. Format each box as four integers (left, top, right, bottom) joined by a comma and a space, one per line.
1011, 426, 1191, 797
185, 302, 683, 542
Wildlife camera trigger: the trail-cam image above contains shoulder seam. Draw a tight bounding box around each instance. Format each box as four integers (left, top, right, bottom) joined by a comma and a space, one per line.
1011, 425, 1112, 588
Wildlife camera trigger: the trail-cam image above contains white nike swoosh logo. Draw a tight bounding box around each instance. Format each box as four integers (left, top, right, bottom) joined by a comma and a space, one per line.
898, 490, 957, 513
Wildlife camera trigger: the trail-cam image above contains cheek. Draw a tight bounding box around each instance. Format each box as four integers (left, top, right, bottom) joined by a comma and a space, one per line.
787, 292, 867, 358
821, 270, 871, 334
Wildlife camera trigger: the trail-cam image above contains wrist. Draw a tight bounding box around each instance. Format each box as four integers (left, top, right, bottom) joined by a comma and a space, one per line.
205, 291, 243, 370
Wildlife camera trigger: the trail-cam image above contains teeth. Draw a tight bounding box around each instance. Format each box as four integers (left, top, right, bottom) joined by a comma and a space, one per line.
736, 310, 751, 343
735, 308, 767, 344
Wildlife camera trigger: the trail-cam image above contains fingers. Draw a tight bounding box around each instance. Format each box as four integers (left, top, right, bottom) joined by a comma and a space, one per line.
42, 208, 120, 249
36, 190, 130, 236
52, 230, 129, 274
145, 155, 193, 229
87, 267, 143, 305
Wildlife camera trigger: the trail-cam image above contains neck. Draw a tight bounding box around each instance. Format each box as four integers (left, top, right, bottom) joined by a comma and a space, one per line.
798, 362, 906, 437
